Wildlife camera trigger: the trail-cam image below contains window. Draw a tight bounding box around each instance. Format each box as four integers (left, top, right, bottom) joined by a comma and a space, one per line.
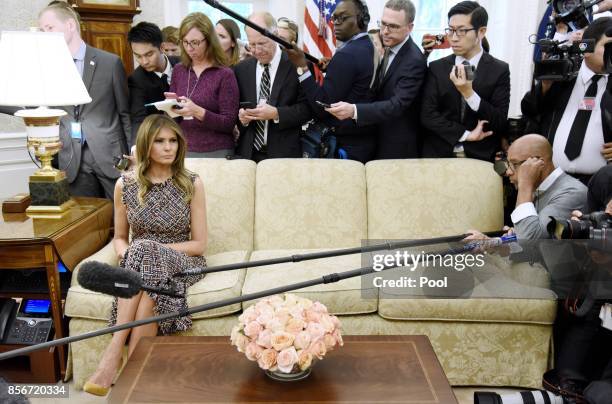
188, 0, 254, 40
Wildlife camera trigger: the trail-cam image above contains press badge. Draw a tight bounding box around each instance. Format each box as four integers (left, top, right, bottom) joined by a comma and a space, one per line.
70, 122, 82, 141
578, 97, 596, 111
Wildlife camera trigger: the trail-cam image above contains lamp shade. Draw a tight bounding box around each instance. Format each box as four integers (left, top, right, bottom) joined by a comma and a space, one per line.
0, 31, 91, 107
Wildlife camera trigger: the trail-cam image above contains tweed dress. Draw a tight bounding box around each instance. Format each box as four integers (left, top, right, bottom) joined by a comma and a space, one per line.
108, 172, 206, 334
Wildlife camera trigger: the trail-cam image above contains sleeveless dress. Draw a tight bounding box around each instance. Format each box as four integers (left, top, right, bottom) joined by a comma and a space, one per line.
108, 172, 206, 334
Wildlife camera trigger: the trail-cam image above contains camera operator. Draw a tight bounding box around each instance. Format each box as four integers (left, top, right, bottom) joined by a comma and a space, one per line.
547, 164, 612, 404
521, 17, 612, 186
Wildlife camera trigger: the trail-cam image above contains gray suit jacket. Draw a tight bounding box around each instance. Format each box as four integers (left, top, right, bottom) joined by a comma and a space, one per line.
513, 171, 588, 240
58, 45, 131, 182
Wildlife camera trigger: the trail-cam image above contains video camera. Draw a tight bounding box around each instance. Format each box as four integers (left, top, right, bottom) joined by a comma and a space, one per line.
533, 38, 595, 81
550, 0, 603, 31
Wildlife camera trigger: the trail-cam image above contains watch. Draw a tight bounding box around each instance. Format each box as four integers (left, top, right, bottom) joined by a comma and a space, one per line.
297, 66, 307, 76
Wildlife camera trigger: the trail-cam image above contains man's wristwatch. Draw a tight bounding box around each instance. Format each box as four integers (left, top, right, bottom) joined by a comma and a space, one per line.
297, 66, 307, 76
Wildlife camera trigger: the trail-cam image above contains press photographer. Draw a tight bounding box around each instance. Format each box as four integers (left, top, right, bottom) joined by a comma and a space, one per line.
521, 17, 612, 185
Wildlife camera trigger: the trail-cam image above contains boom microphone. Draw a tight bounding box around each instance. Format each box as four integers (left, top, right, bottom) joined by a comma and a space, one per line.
77, 261, 185, 298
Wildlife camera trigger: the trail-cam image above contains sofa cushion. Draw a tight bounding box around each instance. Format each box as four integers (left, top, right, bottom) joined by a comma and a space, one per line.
366, 159, 503, 239
186, 158, 255, 255
241, 249, 378, 315
65, 248, 249, 321
254, 159, 367, 250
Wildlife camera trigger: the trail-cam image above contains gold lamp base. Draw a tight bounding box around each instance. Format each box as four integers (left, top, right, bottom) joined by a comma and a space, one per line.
26, 199, 75, 219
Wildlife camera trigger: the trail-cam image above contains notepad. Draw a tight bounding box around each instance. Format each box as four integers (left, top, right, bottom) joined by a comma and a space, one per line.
145, 99, 192, 119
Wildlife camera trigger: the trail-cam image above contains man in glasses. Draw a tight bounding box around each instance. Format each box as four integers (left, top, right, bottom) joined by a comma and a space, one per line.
286, 0, 376, 163
325, 0, 426, 159
420, 1, 510, 162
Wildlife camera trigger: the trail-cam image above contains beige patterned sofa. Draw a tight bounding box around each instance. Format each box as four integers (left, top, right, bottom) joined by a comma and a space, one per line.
64, 158, 556, 390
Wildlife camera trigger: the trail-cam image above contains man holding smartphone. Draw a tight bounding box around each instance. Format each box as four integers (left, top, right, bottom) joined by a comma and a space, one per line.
420, 1, 510, 162
233, 12, 311, 162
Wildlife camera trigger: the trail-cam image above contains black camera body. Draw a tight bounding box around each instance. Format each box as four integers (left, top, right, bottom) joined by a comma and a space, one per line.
548, 211, 611, 241
534, 38, 595, 81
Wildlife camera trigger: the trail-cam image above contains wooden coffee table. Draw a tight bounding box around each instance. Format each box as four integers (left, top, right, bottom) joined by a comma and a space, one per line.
109, 335, 457, 403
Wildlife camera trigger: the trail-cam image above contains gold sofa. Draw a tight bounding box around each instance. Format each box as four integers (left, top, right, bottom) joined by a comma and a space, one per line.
64, 158, 556, 389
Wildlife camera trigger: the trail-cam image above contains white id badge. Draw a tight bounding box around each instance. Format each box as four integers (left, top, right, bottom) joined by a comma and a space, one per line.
70, 122, 83, 141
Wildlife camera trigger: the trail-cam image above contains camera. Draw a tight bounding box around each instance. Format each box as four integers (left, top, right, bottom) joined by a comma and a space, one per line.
533, 38, 595, 81
550, 0, 602, 31
113, 155, 130, 171
547, 211, 611, 241
474, 389, 565, 404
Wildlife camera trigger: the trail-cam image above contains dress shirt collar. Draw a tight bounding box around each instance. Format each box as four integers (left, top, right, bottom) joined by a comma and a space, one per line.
259, 44, 281, 71
337, 32, 368, 50
455, 47, 484, 68
538, 167, 564, 193
154, 54, 173, 83
579, 62, 608, 87
73, 40, 86, 62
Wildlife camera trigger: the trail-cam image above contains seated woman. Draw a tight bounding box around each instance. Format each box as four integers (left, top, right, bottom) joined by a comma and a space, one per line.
168, 12, 239, 158
83, 114, 207, 396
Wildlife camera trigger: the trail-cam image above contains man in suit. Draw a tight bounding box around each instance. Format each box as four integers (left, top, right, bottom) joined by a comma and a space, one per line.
38, 3, 130, 201
326, 0, 426, 159
286, 0, 376, 163
420, 1, 510, 162
235, 12, 311, 162
521, 17, 612, 186
128, 22, 179, 140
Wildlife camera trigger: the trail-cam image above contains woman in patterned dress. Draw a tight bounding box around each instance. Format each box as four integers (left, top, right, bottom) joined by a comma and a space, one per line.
84, 114, 207, 396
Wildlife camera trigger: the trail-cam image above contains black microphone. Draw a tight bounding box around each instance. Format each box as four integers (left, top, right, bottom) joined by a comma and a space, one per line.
77, 261, 185, 298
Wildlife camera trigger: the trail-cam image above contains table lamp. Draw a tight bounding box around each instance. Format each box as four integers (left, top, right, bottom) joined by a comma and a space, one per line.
0, 30, 91, 217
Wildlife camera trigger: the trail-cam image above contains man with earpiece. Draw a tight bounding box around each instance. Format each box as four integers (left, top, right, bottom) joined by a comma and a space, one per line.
286, 0, 377, 163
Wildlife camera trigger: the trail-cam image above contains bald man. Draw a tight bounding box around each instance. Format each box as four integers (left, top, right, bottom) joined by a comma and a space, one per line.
469, 134, 588, 240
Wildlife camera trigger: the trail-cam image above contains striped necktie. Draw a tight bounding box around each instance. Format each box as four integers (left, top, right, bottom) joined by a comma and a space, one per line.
254, 64, 270, 151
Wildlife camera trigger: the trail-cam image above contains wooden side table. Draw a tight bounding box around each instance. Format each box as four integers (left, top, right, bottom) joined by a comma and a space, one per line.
0, 197, 112, 382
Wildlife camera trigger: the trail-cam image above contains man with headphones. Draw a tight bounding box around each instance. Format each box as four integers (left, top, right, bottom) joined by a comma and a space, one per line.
286, 0, 377, 163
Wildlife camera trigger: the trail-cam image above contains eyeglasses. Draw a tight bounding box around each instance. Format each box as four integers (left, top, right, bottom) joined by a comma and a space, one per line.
444, 27, 477, 38
182, 39, 206, 49
331, 14, 356, 25
377, 20, 404, 32
493, 154, 529, 176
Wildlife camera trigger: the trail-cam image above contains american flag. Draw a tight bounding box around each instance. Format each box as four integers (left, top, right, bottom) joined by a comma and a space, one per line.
303, 0, 337, 74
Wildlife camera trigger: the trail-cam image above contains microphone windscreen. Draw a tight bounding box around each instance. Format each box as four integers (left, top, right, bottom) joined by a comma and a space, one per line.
77, 261, 142, 298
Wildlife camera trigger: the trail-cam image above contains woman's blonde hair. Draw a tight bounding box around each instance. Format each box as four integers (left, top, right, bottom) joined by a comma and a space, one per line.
179, 12, 228, 68
135, 115, 194, 204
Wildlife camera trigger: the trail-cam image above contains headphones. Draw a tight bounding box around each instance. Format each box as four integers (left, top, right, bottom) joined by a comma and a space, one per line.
352, 0, 370, 30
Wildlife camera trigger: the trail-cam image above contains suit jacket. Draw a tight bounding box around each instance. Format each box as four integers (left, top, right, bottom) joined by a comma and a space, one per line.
356, 36, 426, 159
128, 56, 179, 140
234, 52, 311, 159
58, 45, 131, 182
521, 76, 612, 145
420, 53, 510, 161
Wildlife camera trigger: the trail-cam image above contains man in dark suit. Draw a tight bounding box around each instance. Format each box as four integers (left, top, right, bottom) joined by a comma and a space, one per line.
286, 0, 376, 163
326, 0, 426, 159
235, 12, 311, 162
128, 22, 179, 142
420, 1, 510, 162
39, 3, 130, 201
521, 17, 612, 185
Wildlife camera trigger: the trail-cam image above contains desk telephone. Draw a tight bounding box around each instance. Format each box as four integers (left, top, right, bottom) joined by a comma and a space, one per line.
0, 299, 53, 345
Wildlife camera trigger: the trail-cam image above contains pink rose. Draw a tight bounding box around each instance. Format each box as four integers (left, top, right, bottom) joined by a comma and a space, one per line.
274, 308, 291, 325
244, 321, 263, 339
309, 339, 327, 359
297, 350, 313, 371
256, 329, 273, 349
331, 315, 341, 329
294, 331, 312, 350
333, 329, 343, 346
255, 301, 274, 316
311, 301, 328, 313
257, 349, 277, 370
266, 295, 284, 309
319, 315, 334, 333
306, 322, 326, 341
239, 306, 258, 324
233, 333, 250, 353
266, 318, 285, 332
288, 306, 305, 321
324, 333, 336, 349
245, 342, 264, 361
284, 293, 299, 307
296, 297, 313, 310
256, 311, 273, 327
305, 309, 322, 323
270, 331, 295, 351
286, 318, 305, 334
276, 347, 299, 373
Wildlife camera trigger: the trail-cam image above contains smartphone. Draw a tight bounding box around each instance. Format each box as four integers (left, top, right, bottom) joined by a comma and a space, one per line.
423, 34, 450, 49
164, 92, 177, 99
240, 101, 255, 109
455, 64, 476, 81
316, 100, 331, 109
